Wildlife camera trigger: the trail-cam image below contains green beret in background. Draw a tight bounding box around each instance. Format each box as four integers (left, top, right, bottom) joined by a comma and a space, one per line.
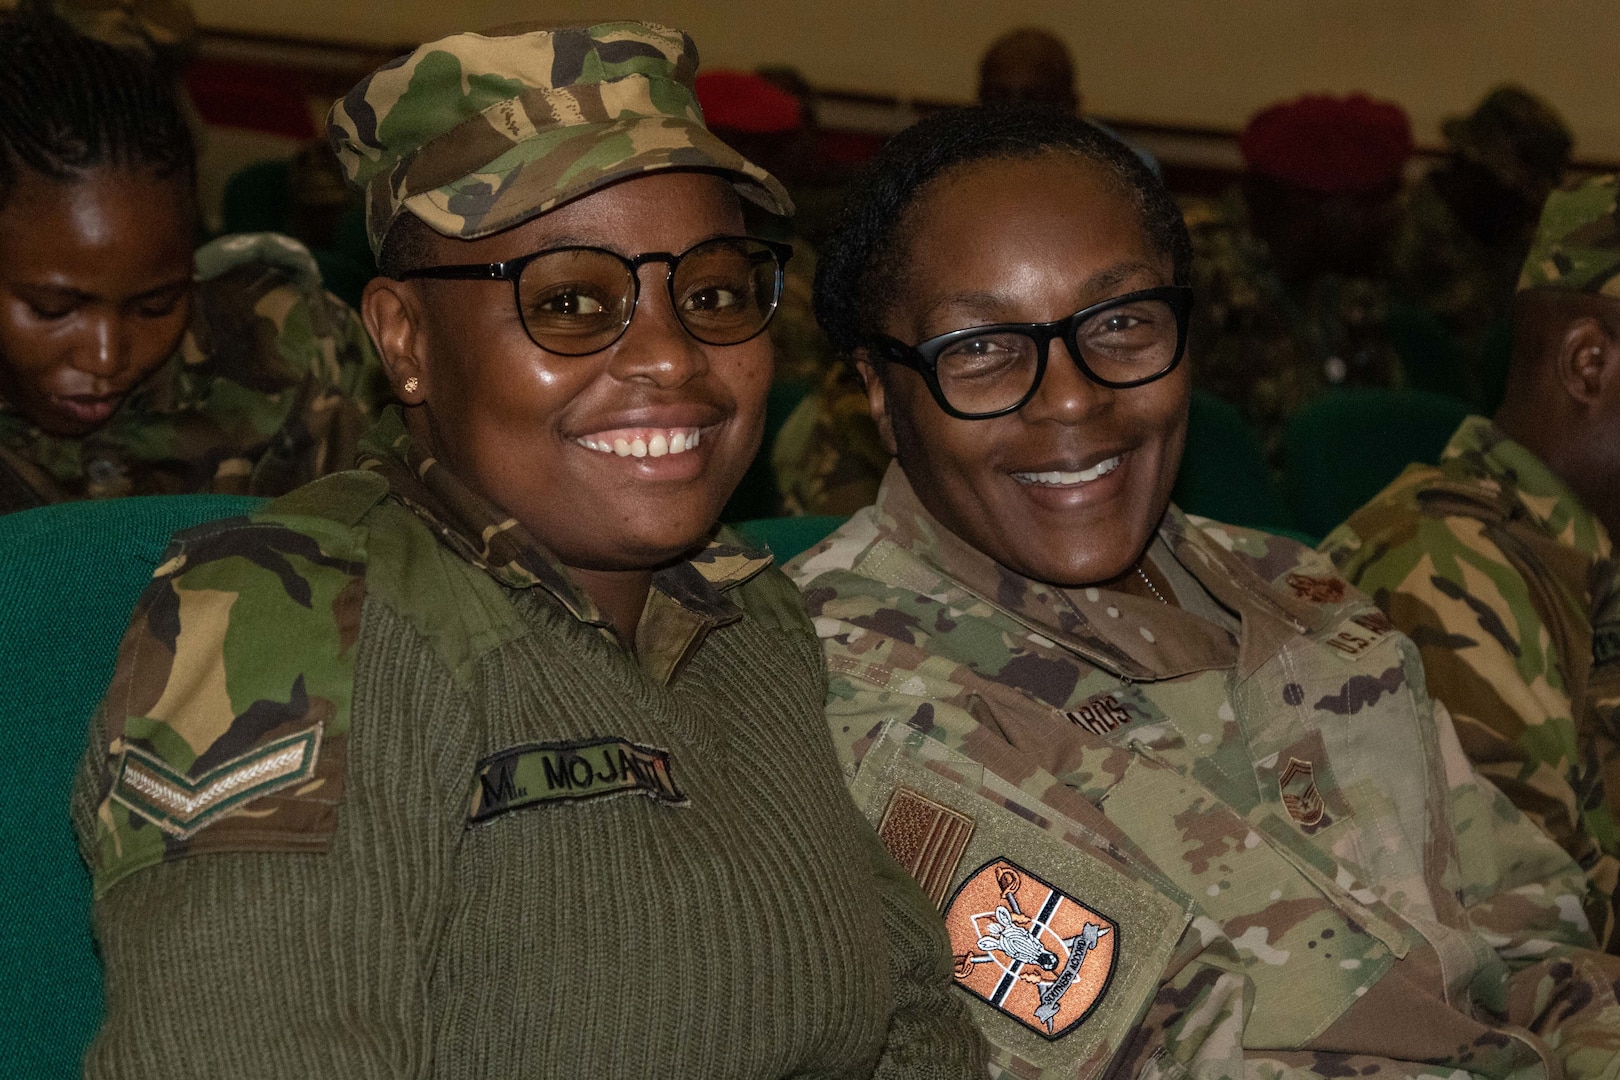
327, 20, 794, 255
1518, 173, 1620, 297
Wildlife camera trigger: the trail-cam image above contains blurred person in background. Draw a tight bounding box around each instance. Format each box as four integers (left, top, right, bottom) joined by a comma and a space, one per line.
1325, 174, 1620, 948
1393, 85, 1574, 406
0, 12, 386, 514
1188, 93, 1413, 459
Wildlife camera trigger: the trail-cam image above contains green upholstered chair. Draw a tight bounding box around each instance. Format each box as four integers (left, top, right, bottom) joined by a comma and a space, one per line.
733, 514, 847, 564
1282, 388, 1473, 539
1172, 390, 1296, 534
0, 494, 264, 1079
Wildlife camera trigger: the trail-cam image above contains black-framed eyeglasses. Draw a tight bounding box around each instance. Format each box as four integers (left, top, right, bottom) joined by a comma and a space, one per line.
400, 236, 793, 356
867, 285, 1192, 420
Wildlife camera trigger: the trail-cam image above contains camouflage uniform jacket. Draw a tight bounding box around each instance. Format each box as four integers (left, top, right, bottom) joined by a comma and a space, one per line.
789, 463, 1620, 1080
1322, 415, 1620, 945
0, 233, 387, 515
71, 409, 985, 1078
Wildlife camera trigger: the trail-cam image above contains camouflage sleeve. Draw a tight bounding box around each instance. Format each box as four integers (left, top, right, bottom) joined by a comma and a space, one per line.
860, 811, 991, 1077
1326, 512, 1620, 939
1434, 698, 1620, 1079
68, 512, 453, 1076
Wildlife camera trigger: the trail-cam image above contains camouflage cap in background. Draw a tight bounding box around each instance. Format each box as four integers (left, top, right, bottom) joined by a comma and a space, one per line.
1441, 85, 1573, 200
327, 21, 794, 256
1517, 174, 1620, 297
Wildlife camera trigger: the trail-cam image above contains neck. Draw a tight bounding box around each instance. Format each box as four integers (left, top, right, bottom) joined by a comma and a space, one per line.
568, 565, 654, 647
1495, 397, 1620, 541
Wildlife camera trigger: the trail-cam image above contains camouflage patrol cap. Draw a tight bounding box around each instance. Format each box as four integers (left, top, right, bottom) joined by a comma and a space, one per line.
1441, 85, 1573, 199
327, 21, 794, 256
1517, 174, 1620, 298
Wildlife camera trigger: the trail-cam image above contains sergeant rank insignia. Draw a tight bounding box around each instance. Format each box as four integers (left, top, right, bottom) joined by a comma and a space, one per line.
945, 858, 1117, 1039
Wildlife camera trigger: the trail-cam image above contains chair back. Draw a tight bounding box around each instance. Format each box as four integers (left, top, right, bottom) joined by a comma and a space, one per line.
0, 494, 264, 1079
1283, 388, 1472, 538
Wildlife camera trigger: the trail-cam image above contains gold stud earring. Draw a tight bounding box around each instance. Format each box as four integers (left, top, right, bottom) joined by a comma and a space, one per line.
403, 377, 419, 395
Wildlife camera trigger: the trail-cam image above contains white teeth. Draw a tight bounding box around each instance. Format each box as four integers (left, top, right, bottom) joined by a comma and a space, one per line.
576, 428, 703, 458
1013, 455, 1123, 486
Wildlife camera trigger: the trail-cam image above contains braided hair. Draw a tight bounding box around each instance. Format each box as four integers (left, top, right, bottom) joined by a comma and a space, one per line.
0, 12, 195, 206
813, 104, 1191, 359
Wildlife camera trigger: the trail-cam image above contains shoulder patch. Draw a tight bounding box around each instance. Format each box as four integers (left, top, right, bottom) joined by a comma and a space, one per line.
90, 513, 366, 896
946, 858, 1118, 1040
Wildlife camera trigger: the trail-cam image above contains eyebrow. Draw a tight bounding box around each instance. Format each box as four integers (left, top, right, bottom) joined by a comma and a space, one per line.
13, 277, 191, 304
918, 260, 1165, 327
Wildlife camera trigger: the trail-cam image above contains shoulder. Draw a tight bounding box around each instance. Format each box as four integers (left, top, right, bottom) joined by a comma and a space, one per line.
1180, 513, 1364, 604
1320, 460, 1511, 595
188, 233, 373, 382
785, 506, 886, 591
81, 475, 381, 894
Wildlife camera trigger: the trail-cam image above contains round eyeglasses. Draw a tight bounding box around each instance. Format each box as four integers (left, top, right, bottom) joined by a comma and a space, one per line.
400, 236, 793, 356
867, 285, 1193, 420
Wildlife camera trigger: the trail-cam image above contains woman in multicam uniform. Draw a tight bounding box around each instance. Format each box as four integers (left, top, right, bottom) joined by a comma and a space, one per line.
0, 13, 385, 515
787, 104, 1620, 1080
71, 22, 985, 1079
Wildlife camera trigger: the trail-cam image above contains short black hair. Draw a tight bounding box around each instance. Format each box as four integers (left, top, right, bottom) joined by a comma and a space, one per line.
377, 212, 439, 280
813, 104, 1191, 357
0, 13, 195, 206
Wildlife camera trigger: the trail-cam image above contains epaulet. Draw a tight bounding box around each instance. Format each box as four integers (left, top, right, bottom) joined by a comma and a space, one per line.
269, 469, 525, 685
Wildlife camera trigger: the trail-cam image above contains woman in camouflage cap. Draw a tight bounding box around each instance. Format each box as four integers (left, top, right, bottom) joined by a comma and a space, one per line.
0, 12, 386, 514
72, 20, 986, 1078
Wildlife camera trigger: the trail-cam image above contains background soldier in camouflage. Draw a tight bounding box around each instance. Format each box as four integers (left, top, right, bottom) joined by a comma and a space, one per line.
1187, 94, 1413, 459
1324, 174, 1620, 945
1391, 85, 1574, 405
0, 13, 386, 514
792, 104, 1620, 1079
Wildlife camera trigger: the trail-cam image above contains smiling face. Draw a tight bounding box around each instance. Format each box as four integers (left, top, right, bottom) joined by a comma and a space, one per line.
369, 171, 773, 575
865, 152, 1189, 587
0, 167, 196, 436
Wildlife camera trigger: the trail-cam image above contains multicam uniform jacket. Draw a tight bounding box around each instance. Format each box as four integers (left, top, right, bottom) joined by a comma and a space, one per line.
0, 233, 387, 515
788, 463, 1620, 1080
71, 409, 985, 1078
1322, 415, 1620, 946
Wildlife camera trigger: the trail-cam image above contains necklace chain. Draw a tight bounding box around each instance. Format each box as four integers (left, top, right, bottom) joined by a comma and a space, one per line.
1138, 566, 1169, 605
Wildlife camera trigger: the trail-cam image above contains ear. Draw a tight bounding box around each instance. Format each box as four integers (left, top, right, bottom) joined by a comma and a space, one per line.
362, 277, 428, 404
854, 352, 898, 457
1555, 314, 1620, 410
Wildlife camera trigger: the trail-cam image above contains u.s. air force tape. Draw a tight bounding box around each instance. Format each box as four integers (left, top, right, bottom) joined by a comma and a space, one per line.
850, 724, 1190, 1077
467, 737, 687, 824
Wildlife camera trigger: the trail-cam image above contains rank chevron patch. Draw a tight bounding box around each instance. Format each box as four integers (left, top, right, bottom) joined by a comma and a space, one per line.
111, 725, 322, 839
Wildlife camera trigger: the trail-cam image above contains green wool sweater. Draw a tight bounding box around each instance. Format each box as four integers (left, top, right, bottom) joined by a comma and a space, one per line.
72, 422, 984, 1078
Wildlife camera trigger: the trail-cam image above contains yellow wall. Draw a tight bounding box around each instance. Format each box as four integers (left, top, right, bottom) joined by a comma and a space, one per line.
194, 0, 1620, 161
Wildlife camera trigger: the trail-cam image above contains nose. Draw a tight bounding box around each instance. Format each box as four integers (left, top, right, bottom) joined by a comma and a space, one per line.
605, 262, 709, 388
1019, 335, 1112, 424
71, 312, 130, 382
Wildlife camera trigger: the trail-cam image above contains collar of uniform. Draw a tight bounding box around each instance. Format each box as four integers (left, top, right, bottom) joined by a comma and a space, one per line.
356, 408, 771, 672
862, 462, 1309, 680
1440, 414, 1614, 560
